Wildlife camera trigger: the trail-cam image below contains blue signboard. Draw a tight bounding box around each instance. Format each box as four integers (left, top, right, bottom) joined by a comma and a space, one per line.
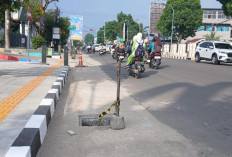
70, 15, 83, 40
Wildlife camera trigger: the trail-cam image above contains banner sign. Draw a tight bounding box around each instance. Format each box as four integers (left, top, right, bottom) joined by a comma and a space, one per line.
69, 15, 83, 40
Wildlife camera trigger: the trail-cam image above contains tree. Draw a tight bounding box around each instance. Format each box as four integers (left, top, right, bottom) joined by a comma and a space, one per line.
204, 31, 220, 41
73, 40, 83, 47
59, 17, 70, 47
157, 0, 203, 43
96, 11, 143, 44
0, 0, 21, 11
105, 20, 119, 41
84, 33, 94, 46
31, 36, 46, 49
0, 0, 21, 48
217, 0, 232, 16
97, 27, 104, 44
22, 0, 59, 35
43, 9, 70, 47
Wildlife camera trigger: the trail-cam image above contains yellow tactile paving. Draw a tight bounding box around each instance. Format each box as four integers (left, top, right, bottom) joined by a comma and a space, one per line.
0, 60, 64, 122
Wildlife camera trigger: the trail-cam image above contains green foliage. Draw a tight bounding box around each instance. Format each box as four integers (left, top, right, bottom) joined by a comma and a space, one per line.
43, 10, 70, 47
84, 33, 94, 46
97, 11, 143, 44
217, 0, 232, 16
11, 22, 20, 34
59, 17, 70, 47
31, 36, 46, 49
97, 28, 104, 44
0, 0, 21, 12
105, 20, 119, 41
0, 28, 4, 46
157, 0, 203, 43
22, 0, 43, 23
0, 0, 21, 27
204, 31, 220, 41
73, 40, 84, 47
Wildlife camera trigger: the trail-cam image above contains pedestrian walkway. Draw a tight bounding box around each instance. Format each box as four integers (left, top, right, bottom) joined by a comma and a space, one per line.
0, 57, 65, 157
37, 54, 200, 157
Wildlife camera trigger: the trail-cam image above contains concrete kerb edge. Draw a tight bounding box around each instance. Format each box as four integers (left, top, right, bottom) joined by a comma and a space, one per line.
5, 66, 69, 157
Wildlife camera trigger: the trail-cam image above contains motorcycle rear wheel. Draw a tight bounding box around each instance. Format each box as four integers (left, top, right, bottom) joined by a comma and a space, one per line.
135, 71, 140, 79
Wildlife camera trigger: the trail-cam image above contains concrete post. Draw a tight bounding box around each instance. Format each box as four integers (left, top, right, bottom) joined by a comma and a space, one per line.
58, 45, 61, 56
70, 46, 74, 58
5, 10, 10, 49
42, 45, 47, 64
110, 58, 125, 130
64, 46, 69, 66
115, 60, 121, 116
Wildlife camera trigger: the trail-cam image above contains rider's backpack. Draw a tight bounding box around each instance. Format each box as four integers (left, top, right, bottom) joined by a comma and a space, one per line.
135, 42, 145, 57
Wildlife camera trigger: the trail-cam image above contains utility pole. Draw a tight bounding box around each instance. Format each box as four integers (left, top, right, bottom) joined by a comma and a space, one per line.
104, 21, 106, 44
54, 7, 59, 52
127, 21, 129, 42
5, 10, 10, 49
123, 23, 125, 41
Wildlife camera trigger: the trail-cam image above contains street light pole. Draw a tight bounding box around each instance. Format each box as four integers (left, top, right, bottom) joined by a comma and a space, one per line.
166, 4, 174, 54
127, 20, 129, 42
104, 21, 106, 44
171, 6, 174, 54
125, 20, 129, 42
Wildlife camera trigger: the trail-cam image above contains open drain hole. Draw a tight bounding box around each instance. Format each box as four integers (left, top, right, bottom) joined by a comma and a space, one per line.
79, 114, 112, 126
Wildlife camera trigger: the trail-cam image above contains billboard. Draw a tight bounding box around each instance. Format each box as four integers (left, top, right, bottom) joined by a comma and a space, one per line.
70, 15, 83, 40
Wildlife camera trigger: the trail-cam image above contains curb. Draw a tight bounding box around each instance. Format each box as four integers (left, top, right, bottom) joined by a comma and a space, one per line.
0, 54, 40, 63
5, 66, 70, 157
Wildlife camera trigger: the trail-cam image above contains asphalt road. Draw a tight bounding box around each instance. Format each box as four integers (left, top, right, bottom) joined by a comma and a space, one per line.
89, 52, 232, 157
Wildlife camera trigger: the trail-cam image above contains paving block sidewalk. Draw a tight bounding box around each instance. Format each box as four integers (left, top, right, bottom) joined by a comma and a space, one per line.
37, 54, 201, 157
0, 57, 66, 157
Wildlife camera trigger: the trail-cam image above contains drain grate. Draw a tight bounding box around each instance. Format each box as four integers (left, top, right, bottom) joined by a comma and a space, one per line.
79, 114, 112, 126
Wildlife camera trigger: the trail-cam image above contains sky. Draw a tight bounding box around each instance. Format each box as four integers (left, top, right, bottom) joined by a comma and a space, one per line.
49, 0, 222, 37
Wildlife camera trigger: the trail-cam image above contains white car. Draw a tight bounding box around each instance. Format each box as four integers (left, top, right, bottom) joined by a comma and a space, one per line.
92, 44, 100, 51
195, 41, 232, 64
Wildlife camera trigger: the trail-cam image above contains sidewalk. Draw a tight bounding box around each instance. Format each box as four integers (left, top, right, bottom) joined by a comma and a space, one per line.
0, 56, 66, 157
37, 54, 200, 157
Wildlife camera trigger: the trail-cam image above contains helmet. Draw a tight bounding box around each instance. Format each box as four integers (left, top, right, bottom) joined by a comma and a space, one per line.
144, 39, 148, 43
119, 38, 123, 43
114, 40, 118, 44
152, 37, 156, 42
137, 33, 143, 43
133, 35, 137, 42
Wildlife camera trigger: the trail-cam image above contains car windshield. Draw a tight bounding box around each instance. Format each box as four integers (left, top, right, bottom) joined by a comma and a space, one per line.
215, 43, 232, 49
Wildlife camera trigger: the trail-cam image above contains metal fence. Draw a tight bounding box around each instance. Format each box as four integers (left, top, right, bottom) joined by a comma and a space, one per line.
10, 32, 27, 48
0, 28, 4, 47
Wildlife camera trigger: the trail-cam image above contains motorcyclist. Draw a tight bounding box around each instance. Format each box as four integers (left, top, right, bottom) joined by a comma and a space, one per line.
125, 33, 146, 69
126, 36, 136, 57
111, 40, 118, 56
144, 39, 148, 51
147, 33, 162, 62
147, 37, 156, 63
86, 45, 91, 53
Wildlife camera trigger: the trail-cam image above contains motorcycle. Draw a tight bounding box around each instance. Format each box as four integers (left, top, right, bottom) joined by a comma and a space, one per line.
144, 51, 149, 63
127, 56, 145, 79
99, 49, 106, 55
149, 52, 161, 69
87, 47, 92, 53
111, 49, 117, 59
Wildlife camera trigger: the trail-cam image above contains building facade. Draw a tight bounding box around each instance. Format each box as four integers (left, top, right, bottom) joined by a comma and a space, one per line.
149, 2, 165, 35
188, 8, 232, 42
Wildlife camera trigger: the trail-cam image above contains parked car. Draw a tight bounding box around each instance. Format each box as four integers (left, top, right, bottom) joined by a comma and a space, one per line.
92, 44, 100, 51
195, 41, 232, 64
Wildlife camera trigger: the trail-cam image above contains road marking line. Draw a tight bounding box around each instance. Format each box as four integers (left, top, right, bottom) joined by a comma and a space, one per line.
0, 60, 63, 122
